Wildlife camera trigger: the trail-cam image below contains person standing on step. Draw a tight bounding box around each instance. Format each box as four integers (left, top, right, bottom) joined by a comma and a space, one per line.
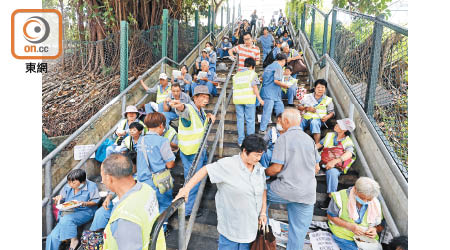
259, 53, 290, 135
317, 118, 357, 208
169, 85, 216, 217
298, 79, 335, 145
250, 10, 258, 36
265, 108, 320, 250
229, 32, 261, 71
257, 27, 275, 61
140, 73, 172, 114
136, 112, 176, 232
101, 154, 166, 250
162, 82, 191, 128
232, 57, 265, 146
327, 177, 384, 250
174, 134, 268, 250
280, 66, 298, 107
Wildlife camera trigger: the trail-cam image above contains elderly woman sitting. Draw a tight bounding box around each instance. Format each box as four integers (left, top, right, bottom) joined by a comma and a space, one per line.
46, 169, 100, 250
327, 177, 384, 250
317, 118, 357, 207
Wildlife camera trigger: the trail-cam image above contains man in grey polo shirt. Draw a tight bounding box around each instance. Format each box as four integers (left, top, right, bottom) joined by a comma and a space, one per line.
174, 134, 268, 249
265, 108, 320, 250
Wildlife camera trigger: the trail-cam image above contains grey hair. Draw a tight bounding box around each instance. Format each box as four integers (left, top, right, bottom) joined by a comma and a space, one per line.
281, 42, 289, 49
201, 60, 210, 66
102, 153, 133, 178
281, 108, 301, 125
355, 177, 381, 198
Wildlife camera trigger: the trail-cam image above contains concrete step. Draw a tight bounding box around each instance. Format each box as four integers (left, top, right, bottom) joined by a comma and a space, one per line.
165, 229, 218, 250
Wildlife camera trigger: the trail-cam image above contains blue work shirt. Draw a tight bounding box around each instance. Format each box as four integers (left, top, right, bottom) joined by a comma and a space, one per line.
198, 71, 218, 86
59, 179, 100, 216
260, 61, 284, 101
258, 34, 275, 52
264, 127, 280, 151
136, 131, 175, 186
272, 47, 281, 58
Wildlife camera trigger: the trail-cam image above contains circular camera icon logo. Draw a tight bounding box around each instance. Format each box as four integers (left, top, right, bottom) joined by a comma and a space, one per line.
23, 16, 50, 44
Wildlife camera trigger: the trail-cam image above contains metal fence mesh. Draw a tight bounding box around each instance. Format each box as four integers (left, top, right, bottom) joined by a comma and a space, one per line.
373, 28, 408, 174
333, 13, 374, 108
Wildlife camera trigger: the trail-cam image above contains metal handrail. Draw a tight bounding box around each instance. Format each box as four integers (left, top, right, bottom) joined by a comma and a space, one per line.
148, 58, 237, 250
305, 4, 330, 17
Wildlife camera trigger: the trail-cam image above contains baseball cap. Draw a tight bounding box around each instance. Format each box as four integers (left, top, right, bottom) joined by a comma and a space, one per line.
337, 118, 356, 132
193, 85, 211, 97
159, 73, 168, 80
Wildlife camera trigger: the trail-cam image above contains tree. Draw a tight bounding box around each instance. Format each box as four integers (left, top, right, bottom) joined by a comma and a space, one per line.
333, 0, 392, 16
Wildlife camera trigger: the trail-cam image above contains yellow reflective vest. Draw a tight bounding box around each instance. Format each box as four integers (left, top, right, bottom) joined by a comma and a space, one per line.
164, 125, 177, 143
103, 183, 166, 250
178, 104, 208, 155
328, 188, 383, 242
303, 94, 333, 120
322, 132, 356, 174
156, 84, 172, 104
232, 70, 258, 104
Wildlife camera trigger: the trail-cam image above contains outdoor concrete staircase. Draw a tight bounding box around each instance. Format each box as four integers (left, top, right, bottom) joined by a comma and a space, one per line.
164, 47, 360, 249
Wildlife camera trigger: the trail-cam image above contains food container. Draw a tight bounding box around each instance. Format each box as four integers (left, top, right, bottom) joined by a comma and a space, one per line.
353, 235, 382, 250
56, 200, 82, 211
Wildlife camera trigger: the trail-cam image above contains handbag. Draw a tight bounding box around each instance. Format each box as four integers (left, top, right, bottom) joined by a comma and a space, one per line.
320, 143, 352, 171
140, 136, 174, 194
250, 225, 277, 250
288, 58, 307, 74
80, 230, 103, 250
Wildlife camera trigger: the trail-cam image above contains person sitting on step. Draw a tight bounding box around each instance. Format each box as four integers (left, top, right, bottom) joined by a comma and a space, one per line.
140, 73, 172, 114
217, 36, 233, 59
298, 79, 335, 145
327, 177, 384, 250
46, 169, 100, 250
161, 82, 191, 128
280, 65, 298, 107
317, 118, 357, 208
171, 64, 192, 93
192, 60, 219, 97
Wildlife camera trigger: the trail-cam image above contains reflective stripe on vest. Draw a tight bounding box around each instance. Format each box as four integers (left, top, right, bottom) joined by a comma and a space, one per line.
164, 126, 177, 143
232, 70, 257, 104
328, 189, 382, 242
322, 132, 356, 174
178, 104, 208, 155
303, 95, 332, 119
156, 84, 171, 104
103, 184, 166, 250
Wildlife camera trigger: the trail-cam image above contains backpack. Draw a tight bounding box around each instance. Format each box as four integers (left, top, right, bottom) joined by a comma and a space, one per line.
263, 47, 276, 68
80, 230, 103, 250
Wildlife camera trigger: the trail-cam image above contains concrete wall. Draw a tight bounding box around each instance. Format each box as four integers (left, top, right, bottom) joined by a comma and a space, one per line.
298, 31, 408, 235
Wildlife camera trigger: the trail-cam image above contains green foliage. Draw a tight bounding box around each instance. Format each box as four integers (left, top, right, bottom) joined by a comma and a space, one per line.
285, 0, 322, 24
332, 0, 392, 16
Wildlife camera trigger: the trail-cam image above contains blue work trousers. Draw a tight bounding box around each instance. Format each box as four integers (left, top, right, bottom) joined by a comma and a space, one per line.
300, 118, 323, 134
145, 102, 165, 114
259, 148, 273, 168
281, 85, 298, 105
191, 81, 217, 96
180, 150, 208, 215
89, 202, 114, 231
162, 111, 179, 128
332, 234, 359, 250
218, 48, 230, 58
326, 168, 342, 194
260, 99, 284, 132
46, 210, 94, 250
235, 104, 256, 145
266, 184, 314, 250
218, 234, 250, 250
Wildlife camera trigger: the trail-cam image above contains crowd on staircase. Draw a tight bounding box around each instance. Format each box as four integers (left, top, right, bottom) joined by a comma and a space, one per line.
45, 11, 407, 250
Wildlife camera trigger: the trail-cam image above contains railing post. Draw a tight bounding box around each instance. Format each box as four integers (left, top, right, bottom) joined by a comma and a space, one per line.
178, 203, 186, 250
173, 19, 179, 62
295, 12, 299, 31
227, 0, 230, 24
45, 160, 53, 235
232, 0, 235, 31
301, 3, 306, 33
211, 6, 215, 34
219, 88, 226, 158
194, 10, 199, 45
364, 15, 384, 116
208, 5, 211, 33
161, 9, 169, 59
321, 14, 329, 66
310, 8, 315, 48
120, 21, 129, 92
329, 9, 337, 60
221, 6, 224, 29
